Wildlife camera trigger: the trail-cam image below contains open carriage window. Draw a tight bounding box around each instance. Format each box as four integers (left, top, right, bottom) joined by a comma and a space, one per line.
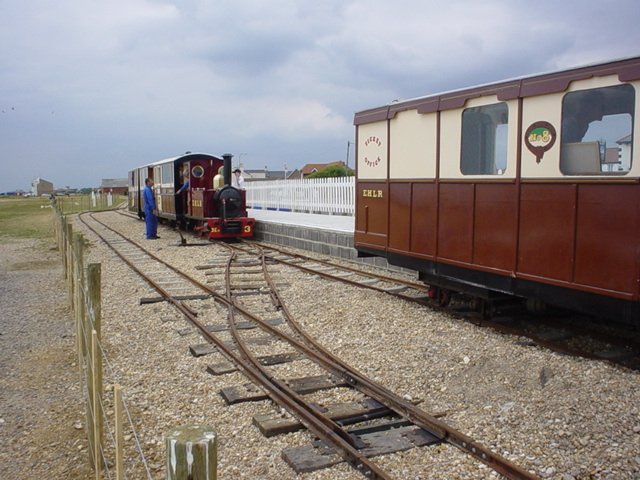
461, 102, 509, 175
561, 84, 634, 175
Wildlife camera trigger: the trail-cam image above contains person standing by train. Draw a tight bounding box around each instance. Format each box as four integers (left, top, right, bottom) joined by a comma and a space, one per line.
176, 165, 190, 194
232, 168, 245, 189
143, 178, 159, 239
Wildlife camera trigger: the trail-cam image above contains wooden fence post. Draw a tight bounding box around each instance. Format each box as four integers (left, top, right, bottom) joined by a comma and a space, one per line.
66, 223, 74, 298
73, 233, 86, 358
60, 215, 68, 278
88, 263, 103, 475
166, 425, 217, 480
91, 330, 103, 477
114, 385, 124, 480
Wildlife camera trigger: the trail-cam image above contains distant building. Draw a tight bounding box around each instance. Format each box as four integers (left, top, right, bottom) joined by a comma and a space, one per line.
616, 133, 632, 172
31, 178, 54, 196
300, 161, 352, 178
242, 168, 299, 182
98, 178, 128, 195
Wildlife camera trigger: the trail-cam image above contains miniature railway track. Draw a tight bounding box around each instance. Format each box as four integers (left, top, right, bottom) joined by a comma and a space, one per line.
78, 211, 539, 479
232, 240, 433, 301
113, 208, 640, 369
228, 240, 640, 371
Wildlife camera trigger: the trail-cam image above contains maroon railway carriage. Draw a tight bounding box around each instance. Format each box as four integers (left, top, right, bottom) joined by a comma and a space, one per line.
128, 152, 254, 239
354, 56, 640, 325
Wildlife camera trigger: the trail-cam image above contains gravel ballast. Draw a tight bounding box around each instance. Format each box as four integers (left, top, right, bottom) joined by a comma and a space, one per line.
1, 210, 639, 479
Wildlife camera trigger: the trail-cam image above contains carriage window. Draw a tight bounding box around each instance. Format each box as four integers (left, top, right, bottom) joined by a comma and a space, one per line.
192, 165, 205, 178
561, 84, 634, 175
461, 102, 508, 175
161, 165, 173, 184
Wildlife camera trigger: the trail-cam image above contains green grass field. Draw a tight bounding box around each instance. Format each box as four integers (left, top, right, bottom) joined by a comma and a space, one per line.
0, 197, 54, 239
0, 195, 127, 239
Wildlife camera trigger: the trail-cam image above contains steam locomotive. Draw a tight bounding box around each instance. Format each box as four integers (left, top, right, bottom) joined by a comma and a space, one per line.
128, 152, 254, 239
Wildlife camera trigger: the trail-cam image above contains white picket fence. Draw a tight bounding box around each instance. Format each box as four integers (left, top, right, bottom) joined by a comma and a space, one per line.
245, 177, 355, 215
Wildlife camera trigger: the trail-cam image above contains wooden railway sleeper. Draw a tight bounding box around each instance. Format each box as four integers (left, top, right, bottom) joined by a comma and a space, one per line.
83, 214, 539, 480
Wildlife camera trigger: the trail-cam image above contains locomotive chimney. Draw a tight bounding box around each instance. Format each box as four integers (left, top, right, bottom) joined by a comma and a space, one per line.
222, 153, 233, 186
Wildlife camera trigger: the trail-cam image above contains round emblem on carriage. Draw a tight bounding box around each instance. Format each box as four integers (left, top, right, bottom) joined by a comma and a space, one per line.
362, 135, 383, 167
363, 135, 384, 167
524, 121, 557, 163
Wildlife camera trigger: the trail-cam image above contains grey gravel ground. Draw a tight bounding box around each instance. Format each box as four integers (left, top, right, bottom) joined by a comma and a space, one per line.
0, 238, 93, 479
2, 212, 640, 479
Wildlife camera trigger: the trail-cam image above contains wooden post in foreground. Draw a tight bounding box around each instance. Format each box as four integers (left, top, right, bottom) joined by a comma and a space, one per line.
114, 385, 124, 480
166, 425, 217, 480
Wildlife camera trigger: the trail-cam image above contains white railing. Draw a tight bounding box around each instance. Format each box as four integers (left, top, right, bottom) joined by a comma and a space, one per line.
245, 177, 355, 215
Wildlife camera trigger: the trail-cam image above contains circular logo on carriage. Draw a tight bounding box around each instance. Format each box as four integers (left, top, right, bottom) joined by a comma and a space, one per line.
524, 121, 556, 164
363, 135, 383, 168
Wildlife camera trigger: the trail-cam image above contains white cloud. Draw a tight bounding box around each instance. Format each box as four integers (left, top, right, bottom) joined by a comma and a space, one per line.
1, 0, 640, 190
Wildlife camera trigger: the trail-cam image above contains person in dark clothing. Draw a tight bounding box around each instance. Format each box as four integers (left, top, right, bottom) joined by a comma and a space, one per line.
143, 178, 159, 239
562, 91, 605, 143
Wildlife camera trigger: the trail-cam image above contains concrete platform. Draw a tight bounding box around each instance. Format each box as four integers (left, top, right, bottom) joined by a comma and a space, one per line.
249, 208, 354, 233
249, 208, 407, 273
249, 208, 356, 260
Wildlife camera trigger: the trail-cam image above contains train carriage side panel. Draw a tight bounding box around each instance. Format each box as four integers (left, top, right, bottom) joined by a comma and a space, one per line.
438, 97, 519, 272
410, 183, 438, 257
127, 169, 138, 214
574, 184, 638, 297
157, 161, 177, 218
355, 120, 389, 249
473, 183, 518, 272
518, 74, 639, 300
518, 183, 577, 282
388, 109, 438, 257
437, 183, 474, 264
354, 56, 640, 321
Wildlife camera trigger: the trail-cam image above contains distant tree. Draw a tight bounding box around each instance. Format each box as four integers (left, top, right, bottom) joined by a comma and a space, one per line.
308, 165, 354, 178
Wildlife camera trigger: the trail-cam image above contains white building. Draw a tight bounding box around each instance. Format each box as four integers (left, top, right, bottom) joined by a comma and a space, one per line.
31, 178, 54, 196
616, 134, 632, 172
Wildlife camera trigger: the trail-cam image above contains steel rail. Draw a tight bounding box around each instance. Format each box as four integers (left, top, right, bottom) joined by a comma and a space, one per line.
251, 244, 540, 480
231, 241, 433, 306
222, 249, 393, 478
82, 212, 539, 479
241, 239, 431, 292
79, 212, 394, 479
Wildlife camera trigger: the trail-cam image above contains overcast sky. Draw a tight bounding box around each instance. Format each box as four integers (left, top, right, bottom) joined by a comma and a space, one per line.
1, 0, 639, 192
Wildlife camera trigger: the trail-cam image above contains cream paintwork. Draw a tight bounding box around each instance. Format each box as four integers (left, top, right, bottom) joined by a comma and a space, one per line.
520, 92, 563, 178
439, 96, 519, 180
389, 109, 437, 179
358, 77, 638, 182
357, 121, 388, 180
521, 75, 639, 179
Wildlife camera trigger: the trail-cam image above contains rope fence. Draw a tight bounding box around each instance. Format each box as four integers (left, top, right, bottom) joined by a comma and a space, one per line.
53, 204, 154, 480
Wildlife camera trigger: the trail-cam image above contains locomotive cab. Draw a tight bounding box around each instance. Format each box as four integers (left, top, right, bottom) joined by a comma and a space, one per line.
206, 154, 253, 237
